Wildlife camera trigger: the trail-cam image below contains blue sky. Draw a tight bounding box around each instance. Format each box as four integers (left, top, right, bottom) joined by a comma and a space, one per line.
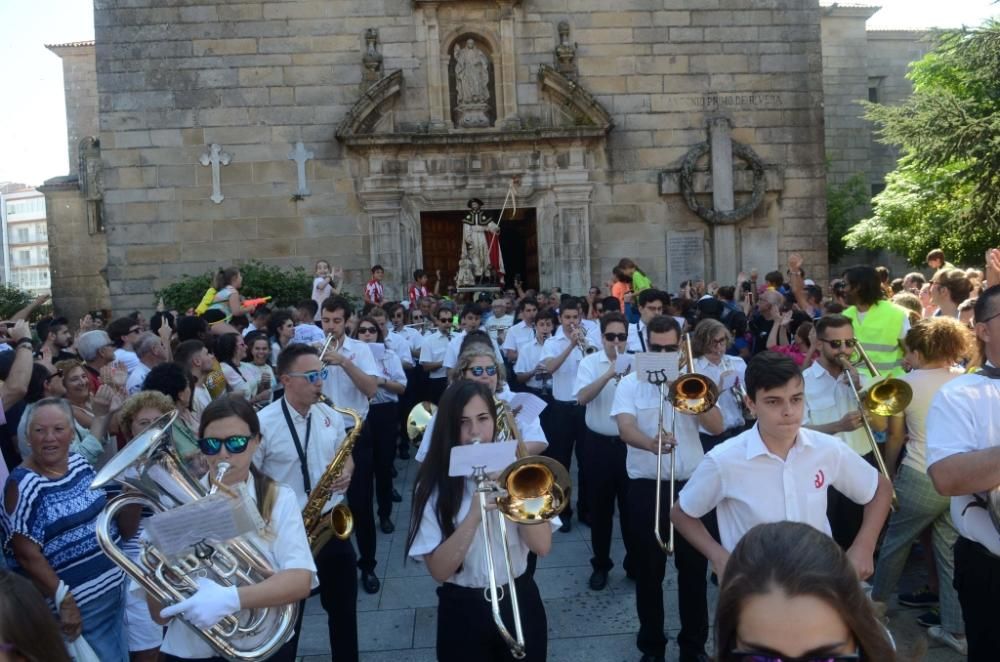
0, 0, 996, 187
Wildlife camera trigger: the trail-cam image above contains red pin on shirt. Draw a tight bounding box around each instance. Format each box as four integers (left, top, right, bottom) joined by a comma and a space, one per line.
814, 469, 825, 489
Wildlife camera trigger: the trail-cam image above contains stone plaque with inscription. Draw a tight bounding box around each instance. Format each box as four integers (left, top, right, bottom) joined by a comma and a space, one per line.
666, 230, 706, 293
740, 226, 778, 276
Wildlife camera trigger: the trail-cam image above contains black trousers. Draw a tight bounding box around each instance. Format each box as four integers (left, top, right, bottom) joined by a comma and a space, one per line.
436, 574, 547, 662
346, 423, 376, 574
954, 536, 1000, 661
626, 478, 714, 660
540, 399, 587, 520
827, 451, 876, 551
284, 535, 359, 661
586, 428, 633, 573
370, 401, 399, 519
427, 376, 448, 404
699, 423, 750, 454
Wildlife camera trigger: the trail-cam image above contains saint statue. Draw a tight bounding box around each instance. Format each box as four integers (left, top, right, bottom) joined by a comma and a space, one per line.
459, 198, 505, 286
452, 39, 491, 127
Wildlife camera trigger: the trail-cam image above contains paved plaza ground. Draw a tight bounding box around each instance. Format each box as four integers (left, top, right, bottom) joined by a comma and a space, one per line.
295, 455, 963, 661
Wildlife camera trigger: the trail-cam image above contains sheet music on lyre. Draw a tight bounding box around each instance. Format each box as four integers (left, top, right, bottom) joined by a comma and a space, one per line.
635, 352, 680, 385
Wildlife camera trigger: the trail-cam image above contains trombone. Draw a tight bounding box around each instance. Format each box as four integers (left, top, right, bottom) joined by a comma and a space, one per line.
471, 409, 571, 659
652, 334, 719, 555
837, 343, 912, 509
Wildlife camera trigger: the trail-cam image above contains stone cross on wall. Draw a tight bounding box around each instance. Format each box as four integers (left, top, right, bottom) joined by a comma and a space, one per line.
288, 142, 314, 197
199, 143, 231, 204
659, 118, 776, 287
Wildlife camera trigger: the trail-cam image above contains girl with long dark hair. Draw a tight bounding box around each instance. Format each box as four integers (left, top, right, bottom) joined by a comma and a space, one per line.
405, 381, 554, 662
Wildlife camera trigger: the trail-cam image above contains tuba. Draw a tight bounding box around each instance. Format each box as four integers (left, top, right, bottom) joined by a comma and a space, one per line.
91, 411, 296, 661
406, 401, 437, 448
302, 395, 363, 554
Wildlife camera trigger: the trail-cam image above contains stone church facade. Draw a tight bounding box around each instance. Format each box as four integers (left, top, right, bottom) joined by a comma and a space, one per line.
40, 1, 927, 319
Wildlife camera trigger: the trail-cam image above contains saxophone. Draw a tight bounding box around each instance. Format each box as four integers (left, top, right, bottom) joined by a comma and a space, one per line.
302, 395, 363, 556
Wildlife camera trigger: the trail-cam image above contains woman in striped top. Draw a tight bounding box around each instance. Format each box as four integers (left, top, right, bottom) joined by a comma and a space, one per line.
3, 398, 140, 661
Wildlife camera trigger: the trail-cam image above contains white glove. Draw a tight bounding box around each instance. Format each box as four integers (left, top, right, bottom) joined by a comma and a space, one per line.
160, 577, 241, 629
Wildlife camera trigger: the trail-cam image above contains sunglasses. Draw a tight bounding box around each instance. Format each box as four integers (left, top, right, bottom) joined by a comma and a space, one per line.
44, 369, 64, 383
649, 343, 680, 353
818, 338, 857, 349
438, 317, 453, 323
603, 332, 628, 342
198, 435, 252, 456
467, 365, 498, 377
730, 651, 859, 662
287, 368, 329, 384
358, 326, 379, 334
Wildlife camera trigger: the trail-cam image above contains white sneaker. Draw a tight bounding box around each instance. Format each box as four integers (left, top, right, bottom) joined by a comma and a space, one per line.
927, 626, 968, 655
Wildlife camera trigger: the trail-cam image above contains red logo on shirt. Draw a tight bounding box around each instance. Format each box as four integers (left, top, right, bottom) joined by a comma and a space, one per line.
324, 417, 331, 428
814, 470, 825, 489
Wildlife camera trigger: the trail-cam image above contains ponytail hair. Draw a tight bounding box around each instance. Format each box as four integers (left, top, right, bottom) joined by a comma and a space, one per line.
213, 266, 241, 290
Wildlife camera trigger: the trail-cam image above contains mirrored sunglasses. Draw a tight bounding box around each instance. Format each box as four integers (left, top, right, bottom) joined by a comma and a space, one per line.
819, 338, 857, 349
198, 435, 251, 456
288, 368, 329, 384
468, 365, 498, 377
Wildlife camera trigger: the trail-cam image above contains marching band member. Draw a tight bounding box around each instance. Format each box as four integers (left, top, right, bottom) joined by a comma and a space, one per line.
255, 344, 356, 661
690, 319, 750, 452
612, 315, 724, 662
443, 303, 504, 371
419, 303, 456, 404
501, 297, 539, 365
352, 315, 407, 534
152, 395, 316, 662
541, 298, 590, 530
927, 285, 1000, 661
415, 344, 548, 463
574, 311, 635, 591
405, 380, 556, 662
626, 290, 675, 353
870, 317, 972, 654
671, 351, 892, 585
318, 296, 381, 595
800, 314, 887, 550
514, 309, 557, 399
390, 303, 425, 459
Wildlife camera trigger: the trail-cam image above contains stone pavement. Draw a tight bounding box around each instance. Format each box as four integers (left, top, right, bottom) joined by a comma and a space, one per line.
296, 455, 963, 661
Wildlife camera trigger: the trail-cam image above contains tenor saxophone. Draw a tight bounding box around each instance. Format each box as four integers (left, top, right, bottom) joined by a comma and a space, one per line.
302, 394, 363, 556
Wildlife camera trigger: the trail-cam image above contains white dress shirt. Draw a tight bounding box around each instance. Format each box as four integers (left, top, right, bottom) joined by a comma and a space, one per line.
321, 336, 378, 427
611, 372, 704, 481
693, 355, 747, 433
626, 318, 687, 353
408, 478, 559, 586
678, 425, 879, 552
513, 337, 548, 390
926, 369, 1000, 555
255, 397, 348, 513
574, 350, 622, 437
154, 474, 317, 659
485, 313, 514, 345
370, 348, 407, 405
385, 329, 414, 368
395, 326, 424, 360
501, 321, 535, 355
126, 362, 151, 395
802, 361, 870, 456
415, 387, 547, 463
115, 348, 141, 375
540, 334, 585, 402
419, 331, 451, 379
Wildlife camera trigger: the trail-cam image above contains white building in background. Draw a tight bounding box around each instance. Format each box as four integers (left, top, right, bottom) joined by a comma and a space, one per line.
0, 184, 52, 296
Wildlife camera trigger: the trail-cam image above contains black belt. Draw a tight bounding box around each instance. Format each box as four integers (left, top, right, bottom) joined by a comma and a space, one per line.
586, 429, 622, 443
440, 573, 531, 600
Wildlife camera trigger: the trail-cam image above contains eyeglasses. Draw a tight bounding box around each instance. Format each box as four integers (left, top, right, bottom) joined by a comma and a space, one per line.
287, 368, 329, 384
198, 435, 252, 456
467, 365, 498, 377
730, 651, 860, 662
358, 326, 378, 334
603, 332, 627, 342
711, 336, 728, 345
44, 369, 64, 383
649, 343, 680, 353
818, 338, 857, 349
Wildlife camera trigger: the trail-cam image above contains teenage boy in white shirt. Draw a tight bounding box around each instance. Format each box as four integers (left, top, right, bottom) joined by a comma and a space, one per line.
671, 350, 892, 583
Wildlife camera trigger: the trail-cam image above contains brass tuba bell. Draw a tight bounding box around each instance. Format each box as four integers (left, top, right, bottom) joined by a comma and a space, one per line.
406, 401, 437, 448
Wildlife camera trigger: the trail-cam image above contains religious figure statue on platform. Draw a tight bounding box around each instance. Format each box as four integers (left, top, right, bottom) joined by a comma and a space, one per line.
452, 38, 492, 128
459, 198, 504, 286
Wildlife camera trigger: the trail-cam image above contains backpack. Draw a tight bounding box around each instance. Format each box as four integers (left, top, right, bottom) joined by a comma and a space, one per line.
195, 287, 217, 316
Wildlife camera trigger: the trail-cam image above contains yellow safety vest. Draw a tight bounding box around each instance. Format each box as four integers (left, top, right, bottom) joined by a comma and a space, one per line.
843, 301, 907, 378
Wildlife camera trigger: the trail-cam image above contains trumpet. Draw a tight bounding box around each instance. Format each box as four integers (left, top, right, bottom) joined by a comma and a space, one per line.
572, 324, 599, 355
471, 409, 571, 659
316, 332, 341, 358
837, 343, 912, 510
723, 355, 754, 421
652, 334, 719, 555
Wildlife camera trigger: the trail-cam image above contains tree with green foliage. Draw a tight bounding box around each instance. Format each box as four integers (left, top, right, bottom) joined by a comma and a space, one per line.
155, 260, 334, 312
0, 283, 36, 320
845, 20, 1000, 265
826, 172, 869, 265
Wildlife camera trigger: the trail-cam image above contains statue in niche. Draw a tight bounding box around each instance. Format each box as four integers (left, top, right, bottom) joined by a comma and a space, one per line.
452, 39, 492, 128
361, 28, 383, 90
459, 198, 504, 286
555, 21, 578, 78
